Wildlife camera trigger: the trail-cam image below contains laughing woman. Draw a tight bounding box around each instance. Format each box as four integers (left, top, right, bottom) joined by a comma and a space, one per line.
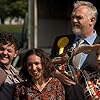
14, 48, 65, 100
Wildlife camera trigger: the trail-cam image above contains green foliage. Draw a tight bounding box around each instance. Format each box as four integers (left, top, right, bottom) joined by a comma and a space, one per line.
9, 0, 28, 18
0, 0, 28, 23
0, 25, 23, 33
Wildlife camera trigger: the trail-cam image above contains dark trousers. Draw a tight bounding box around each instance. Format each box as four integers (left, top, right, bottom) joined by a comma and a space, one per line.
64, 84, 86, 100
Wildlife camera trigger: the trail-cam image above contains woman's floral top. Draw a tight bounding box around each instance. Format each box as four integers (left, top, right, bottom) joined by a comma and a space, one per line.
14, 78, 65, 100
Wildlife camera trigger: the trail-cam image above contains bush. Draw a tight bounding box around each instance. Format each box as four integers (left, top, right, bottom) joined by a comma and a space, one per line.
0, 25, 22, 33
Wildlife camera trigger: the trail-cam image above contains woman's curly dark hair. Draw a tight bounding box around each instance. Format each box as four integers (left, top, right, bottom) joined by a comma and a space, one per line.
20, 48, 56, 81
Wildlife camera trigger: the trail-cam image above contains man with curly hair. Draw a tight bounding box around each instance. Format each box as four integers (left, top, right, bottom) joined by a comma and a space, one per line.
0, 33, 22, 100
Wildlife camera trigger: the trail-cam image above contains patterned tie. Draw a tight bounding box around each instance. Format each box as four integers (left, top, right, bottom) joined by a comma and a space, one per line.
72, 39, 88, 69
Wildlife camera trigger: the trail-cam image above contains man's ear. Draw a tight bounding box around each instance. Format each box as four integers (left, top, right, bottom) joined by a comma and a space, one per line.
91, 16, 96, 23
91, 17, 95, 21
14, 50, 19, 58
90, 16, 96, 26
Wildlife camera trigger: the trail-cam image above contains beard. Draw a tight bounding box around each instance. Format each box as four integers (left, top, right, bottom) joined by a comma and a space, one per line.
72, 27, 81, 36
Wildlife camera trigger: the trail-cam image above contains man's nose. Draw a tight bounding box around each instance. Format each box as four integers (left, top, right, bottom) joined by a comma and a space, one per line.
32, 64, 37, 70
73, 18, 78, 23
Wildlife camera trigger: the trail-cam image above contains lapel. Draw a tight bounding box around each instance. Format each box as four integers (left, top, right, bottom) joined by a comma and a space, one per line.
81, 35, 100, 70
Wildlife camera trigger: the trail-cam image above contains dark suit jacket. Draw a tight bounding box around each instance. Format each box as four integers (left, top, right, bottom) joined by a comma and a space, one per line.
80, 35, 100, 71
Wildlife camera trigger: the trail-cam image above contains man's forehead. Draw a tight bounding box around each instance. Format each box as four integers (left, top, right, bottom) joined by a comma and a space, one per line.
0, 43, 15, 48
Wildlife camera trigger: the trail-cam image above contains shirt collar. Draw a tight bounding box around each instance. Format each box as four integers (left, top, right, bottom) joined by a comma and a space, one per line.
74, 30, 97, 45
84, 30, 97, 45
10, 65, 19, 75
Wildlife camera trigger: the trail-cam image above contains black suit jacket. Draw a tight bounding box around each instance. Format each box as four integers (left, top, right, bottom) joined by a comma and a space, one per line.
80, 35, 100, 71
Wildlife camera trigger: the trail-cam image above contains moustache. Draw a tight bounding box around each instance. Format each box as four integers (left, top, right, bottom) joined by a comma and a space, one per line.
0, 54, 9, 59
72, 22, 79, 25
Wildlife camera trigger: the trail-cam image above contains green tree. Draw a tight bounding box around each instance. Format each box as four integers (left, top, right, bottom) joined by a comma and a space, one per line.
0, 0, 28, 24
